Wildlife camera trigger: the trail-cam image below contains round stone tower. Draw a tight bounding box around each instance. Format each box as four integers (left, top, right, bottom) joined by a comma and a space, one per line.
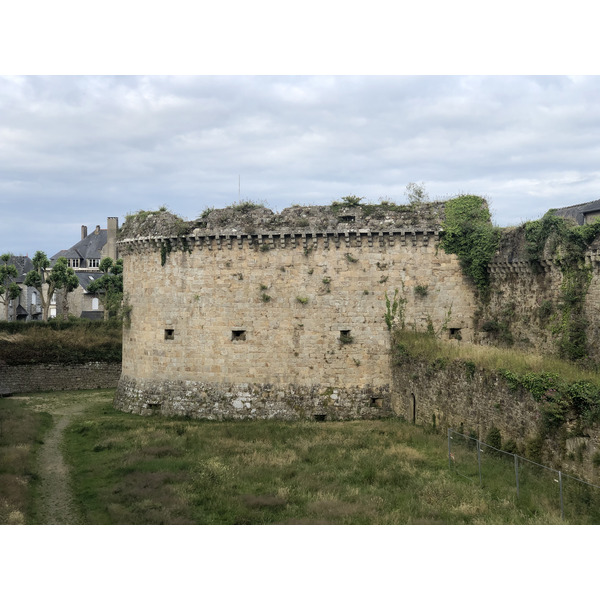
114, 202, 476, 420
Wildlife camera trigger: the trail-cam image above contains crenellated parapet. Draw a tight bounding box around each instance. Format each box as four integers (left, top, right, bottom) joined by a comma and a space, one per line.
118, 228, 441, 256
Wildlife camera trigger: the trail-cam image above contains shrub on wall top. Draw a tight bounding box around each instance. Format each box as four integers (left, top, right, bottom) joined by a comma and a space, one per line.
440, 195, 500, 296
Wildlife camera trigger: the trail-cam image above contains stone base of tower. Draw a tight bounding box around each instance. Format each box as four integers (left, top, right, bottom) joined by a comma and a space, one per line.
114, 375, 392, 421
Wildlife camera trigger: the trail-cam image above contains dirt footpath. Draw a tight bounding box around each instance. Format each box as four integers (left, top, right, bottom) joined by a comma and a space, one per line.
22, 392, 110, 525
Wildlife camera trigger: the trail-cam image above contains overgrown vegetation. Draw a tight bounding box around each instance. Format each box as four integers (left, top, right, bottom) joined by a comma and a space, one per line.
119, 207, 190, 240
523, 210, 600, 361
440, 195, 500, 296
0, 318, 122, 365
384, 288, 406, 331
60, 397, 572, 524
393, 328, 600, 431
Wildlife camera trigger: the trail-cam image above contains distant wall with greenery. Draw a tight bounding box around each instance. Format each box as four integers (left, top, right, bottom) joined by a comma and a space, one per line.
477, 211, 600, 364
391, 329, 600, 482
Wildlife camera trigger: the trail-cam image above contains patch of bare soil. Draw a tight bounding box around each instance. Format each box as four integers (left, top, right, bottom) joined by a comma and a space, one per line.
31, 394, 108, 525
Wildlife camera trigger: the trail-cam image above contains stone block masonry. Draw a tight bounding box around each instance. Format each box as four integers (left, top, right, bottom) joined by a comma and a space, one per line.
0, 362, 122, 394
115, 204, 478, 420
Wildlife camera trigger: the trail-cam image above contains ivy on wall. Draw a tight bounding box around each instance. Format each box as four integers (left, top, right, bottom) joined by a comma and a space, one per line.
524, 211, 600, 361
439, 195, 500, 296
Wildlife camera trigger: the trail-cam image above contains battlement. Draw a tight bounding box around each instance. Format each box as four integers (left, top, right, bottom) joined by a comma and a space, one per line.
118, 228, 441, 256
117, 201, 446, 250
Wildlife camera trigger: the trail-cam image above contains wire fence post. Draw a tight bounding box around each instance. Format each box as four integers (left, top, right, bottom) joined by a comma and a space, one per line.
477, 439, 482, 487
448, 428, 452, 469
559, 471, 564, 520
514, 454, 519, 499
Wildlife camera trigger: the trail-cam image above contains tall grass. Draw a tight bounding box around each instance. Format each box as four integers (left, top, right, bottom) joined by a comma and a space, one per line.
0, 398, 51, 524
394, 330, 600, 385
0, 319, 122, 365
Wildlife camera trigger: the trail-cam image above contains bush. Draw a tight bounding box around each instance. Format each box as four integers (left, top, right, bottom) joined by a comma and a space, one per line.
485, 426, 502, 449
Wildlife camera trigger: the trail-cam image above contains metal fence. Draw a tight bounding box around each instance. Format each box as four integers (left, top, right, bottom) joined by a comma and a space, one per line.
448, 428, 600, 524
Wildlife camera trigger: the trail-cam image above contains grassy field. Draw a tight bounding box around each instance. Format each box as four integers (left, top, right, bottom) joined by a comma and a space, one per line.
60, 394, 578, 525
5, 389, 598, 525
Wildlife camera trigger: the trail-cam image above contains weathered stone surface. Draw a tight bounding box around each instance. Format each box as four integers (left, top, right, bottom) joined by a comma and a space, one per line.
115, 376, 391, 421
116, 204, 476, 419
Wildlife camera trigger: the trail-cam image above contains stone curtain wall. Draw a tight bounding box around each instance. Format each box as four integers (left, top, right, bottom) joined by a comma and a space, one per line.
1, 362, 121, 394
116, 229, 477, 420
480, 233, 600, 361
391, 358, 600, 481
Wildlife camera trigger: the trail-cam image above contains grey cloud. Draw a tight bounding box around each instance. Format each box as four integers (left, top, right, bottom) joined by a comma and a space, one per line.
2, 75, 600, 254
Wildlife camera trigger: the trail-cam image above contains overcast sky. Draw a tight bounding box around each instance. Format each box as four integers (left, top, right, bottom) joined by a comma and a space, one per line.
2, 74, 600, 256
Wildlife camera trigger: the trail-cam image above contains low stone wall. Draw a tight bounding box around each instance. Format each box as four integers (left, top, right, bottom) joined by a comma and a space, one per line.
391, 357, 600, 482
115, 375, 392, 421
0, 362, 121, 394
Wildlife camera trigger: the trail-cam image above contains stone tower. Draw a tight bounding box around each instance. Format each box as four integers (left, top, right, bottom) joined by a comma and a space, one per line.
114, 202, 477, 420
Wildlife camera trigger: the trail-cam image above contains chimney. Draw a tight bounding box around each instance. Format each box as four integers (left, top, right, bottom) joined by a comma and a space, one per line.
106, 217, 119, 260
95, 225, 101, 234
81, 225, 88, 240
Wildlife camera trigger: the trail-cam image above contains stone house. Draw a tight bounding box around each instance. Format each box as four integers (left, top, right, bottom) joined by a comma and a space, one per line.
0, 255, 43, 321
51, 217, 119, 319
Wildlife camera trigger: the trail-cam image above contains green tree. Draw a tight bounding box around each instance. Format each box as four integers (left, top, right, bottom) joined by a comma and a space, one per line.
24, 252, 79, 321
0, 253, 21, 321
87, 257, 124, 320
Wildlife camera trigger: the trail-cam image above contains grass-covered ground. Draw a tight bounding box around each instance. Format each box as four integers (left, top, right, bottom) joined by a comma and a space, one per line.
61, 395, 582, 525
0, 397, 51, 524
4, 389, 599, 525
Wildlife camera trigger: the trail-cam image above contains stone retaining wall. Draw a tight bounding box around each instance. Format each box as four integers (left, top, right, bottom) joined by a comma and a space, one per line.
392, 357, 600, 481
115, 375, 392, 421
0, 362, 121, 394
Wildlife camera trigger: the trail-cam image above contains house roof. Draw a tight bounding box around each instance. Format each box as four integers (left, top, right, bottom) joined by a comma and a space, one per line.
51, 228, 107, 262
74, 271, 102, 292
553, 199, 600, 225
6, 256, 34, 283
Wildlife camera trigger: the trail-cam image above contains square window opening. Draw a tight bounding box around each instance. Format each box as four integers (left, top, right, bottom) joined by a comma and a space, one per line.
339, 330, 353, 344
232, 329, 247, 341
164, 329, 174, 340
449, 328, 462, 340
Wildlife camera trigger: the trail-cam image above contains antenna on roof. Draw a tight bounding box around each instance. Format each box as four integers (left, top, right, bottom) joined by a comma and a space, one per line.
238, 175, 240, 203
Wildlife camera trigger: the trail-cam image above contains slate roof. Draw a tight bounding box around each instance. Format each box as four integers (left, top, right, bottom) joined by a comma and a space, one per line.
74, 271, 102, 292
553, 199, 600, 225
7, 256, 34, 283
51, 228, 107, 262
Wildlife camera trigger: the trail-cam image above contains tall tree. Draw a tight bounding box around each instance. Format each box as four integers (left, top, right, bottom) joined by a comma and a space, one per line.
0, 253, 21, 321
87, 257, 123, 320
24, 252, 79, 321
